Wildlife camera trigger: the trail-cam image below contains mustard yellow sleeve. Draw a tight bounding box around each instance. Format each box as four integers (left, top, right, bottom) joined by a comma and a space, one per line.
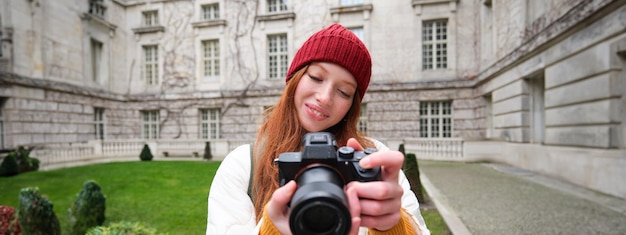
258, 208, 282, 235
368, 208, 422, 235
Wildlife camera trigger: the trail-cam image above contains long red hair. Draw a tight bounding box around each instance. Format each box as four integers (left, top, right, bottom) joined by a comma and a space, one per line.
251, 65, 373, 219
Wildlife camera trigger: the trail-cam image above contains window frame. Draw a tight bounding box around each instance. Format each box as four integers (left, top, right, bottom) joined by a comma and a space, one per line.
199, 108, 221, 140
94, 107, 105, 140
267, 0, 288, 13
141, 110, 160, 139
419, 101, 453, 138
142, 10, 159, 26
201, 3, 220, 20
91, 38, 103, 82
201, 39, 220, 80
422, 20, 449, 70
267, 34, 288, 80
143, 45, 159, 85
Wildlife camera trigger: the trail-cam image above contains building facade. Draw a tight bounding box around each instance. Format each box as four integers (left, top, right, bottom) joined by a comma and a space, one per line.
0, 0, 624, 199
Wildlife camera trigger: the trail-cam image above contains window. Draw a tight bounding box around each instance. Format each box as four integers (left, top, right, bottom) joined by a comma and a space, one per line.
202, 3, 220, 20
0, 98, 5, 149
142, 10, 159, 26
200, 108, 221, 139
419, 101, 452, 138
142, 110, 160, 139
88, 0, 106, 18
94, 107, 105, 140
268, 34, 288, 80
527, 76, 545, 143
143, 45, 159, 85
348, 27, 364, 42
341, 0, 364, 5
267, 0, 287, 13
358, 103, 368, 134
91, 39, 103, 82
202, 40, 220, 79
422, 20, 448, 70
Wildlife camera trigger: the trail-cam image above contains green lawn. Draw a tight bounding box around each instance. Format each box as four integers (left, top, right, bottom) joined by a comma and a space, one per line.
0, 161, 220, 234
1, 160, 451, 234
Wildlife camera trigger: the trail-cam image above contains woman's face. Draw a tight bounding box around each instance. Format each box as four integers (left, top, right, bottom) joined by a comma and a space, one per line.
294, 62, 357, 132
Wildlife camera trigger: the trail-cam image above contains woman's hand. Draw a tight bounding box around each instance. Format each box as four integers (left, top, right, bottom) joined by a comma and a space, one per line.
267, 177, 363, 235
265, 181, 297, 235
345, 138, 405, 231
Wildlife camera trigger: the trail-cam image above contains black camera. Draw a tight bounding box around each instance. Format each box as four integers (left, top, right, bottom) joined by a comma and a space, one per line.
276, 132, 381, 235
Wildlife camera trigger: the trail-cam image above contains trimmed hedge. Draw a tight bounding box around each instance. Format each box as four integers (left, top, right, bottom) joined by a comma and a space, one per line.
68, 180, 106, 235
402, 153, 425, 204
18, 187, 61, 235
139, 144, 154, 161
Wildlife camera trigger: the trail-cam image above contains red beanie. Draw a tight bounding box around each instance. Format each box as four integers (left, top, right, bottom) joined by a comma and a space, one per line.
286, 23, 372, 101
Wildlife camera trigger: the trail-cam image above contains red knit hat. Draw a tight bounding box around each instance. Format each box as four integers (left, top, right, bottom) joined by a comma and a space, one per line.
286, 23, 372, 101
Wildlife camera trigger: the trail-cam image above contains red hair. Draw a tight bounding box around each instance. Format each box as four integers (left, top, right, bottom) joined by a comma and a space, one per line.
251, 65, 373, 219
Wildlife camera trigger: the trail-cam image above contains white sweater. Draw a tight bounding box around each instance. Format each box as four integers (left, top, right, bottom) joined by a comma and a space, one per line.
206, 141, 430, 235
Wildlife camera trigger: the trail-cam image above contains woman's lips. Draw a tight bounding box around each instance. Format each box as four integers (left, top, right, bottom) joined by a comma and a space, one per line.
305, 104, 329, 121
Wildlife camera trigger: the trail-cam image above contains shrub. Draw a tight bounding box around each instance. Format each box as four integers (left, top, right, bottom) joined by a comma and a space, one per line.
203, 142, 213, 160
402, 153, 425, 203
17, 187, 61, 235
0, 205, 20, 235
68, 180, 106, 235
139, 144, 153, 161
15, 147, 38, 173
86, 221, 159, 235
398, 143, 406, 156
0, 155, 19, 177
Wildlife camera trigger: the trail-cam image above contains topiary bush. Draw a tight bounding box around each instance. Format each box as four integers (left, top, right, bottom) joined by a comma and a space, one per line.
0, 147, 39, 177
0, 205, 20, 235
86, 221, 159, 235
203, 142, 213, 160
402, 153, 425, 204
18, 187, 61, 235
139, 144, 153, 161
68, 180, 106, 235
0, 155, 19, 177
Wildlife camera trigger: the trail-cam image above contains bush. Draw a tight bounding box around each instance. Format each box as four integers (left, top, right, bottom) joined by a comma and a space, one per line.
86, 221, 159, 235
203, 142, 213, 160
0, 155, 19, 177
402, 153, 425, 204
68, 180, 106, 235
139, 144, 153, 161
398, 143, 406, 156
17, 187, 61, 235
0, 205, 20, 235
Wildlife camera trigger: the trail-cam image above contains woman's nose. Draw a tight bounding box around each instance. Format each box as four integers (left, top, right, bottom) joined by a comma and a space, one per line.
315, 84, 333, 106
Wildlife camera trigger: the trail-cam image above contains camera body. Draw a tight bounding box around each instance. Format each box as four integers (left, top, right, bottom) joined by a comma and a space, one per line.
275, 132, 381, 235
277, 132, 381, 186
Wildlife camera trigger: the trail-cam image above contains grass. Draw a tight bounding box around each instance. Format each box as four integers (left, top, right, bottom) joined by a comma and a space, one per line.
1, 160, 451, 234
420, 194, 452, 235
0, 161, 220, 234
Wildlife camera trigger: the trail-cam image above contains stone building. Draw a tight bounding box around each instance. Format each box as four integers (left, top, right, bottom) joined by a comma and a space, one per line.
0, 0, 624, 199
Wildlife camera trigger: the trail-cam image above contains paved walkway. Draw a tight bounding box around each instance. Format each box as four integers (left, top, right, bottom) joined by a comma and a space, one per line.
418, 160, 626, 235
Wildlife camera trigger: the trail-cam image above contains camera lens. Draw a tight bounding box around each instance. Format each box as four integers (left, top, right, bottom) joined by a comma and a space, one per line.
297, 199, 341, 233
289, 165, 351, 235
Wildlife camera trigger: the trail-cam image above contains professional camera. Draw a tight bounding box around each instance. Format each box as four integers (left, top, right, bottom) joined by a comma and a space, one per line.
276, 132, 381, 235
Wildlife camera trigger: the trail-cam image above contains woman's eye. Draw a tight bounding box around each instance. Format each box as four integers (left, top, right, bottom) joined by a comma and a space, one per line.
338, 89, 352, 98
309, 75, 322, 82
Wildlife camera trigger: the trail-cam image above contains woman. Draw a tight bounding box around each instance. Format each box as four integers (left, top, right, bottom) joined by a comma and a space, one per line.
207, 23, 429, 235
